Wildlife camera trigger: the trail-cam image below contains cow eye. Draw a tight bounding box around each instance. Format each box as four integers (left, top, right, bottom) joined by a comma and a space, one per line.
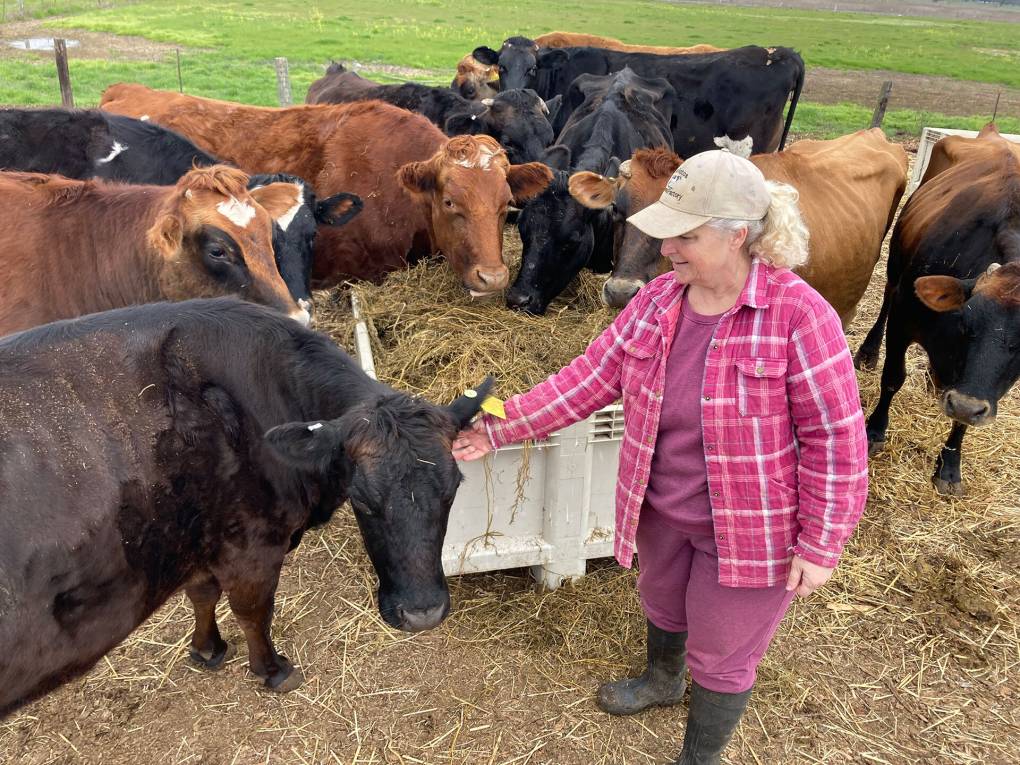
207, 246, 227, 260
443, 198, 455, 209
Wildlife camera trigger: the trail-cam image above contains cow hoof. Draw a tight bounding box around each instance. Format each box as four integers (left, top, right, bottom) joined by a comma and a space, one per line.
265, 664, 304, 693
867, 438, 886, 458
189, 641, 235, 670
854, 348, 879, 371
933, 477, 965, 497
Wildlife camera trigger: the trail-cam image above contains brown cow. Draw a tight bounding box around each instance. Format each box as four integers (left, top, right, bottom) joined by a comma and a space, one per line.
100, 84, 552, 294
0, 166, 306, 337
534, 31, 723, 55
569, 129, 907, 326
451, 53, 500, 101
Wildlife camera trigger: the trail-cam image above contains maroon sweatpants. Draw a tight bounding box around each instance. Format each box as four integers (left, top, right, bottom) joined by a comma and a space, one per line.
635, 506, 795, 694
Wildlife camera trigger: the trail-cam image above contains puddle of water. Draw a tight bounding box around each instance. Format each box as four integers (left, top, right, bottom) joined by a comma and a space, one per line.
7, 38, 81, 52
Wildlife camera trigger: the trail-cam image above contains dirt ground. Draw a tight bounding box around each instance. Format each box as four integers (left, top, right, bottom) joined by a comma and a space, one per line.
1, 145, 1018, 764
0, 19, 184, 62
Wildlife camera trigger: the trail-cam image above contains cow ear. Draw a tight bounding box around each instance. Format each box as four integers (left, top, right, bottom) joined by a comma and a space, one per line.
447, 376, 495, 429
507, 161, 554, 204
249, 181, 303, 222
568, 171, 618, 210
543, 94, 562, 125
315, 192, 363, 227
264, 421, 342, 473
472, 46, 500, 66
543, 144, 571, 171
444, 111, 485, 136
605, 156, 622, 179
147, 212, 183, 257
397, 160, 438, 195
914, 275, 975, 312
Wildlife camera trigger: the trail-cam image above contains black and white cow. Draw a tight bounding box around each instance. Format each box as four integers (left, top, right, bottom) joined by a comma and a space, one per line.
0, 297, 490, 718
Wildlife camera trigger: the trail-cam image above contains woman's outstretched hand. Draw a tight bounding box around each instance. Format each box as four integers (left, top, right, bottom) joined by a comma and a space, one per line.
785, 556, 835, 598
452, 419, 493, 461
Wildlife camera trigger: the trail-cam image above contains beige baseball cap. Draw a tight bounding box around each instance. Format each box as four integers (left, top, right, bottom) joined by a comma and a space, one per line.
627, 149, 771, 239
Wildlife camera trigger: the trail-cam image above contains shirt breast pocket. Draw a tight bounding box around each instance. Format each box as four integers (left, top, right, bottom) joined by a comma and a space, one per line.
735, 357, 788, 417
621, 341, 657, 397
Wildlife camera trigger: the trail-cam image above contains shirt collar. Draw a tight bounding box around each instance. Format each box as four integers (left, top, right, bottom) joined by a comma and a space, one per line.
651, 257, 771, 312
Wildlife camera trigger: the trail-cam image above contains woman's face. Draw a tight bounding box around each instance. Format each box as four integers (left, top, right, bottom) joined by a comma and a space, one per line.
660, 224, 742, 286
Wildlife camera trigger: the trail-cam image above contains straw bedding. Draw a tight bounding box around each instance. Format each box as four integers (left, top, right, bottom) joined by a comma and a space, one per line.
2, 149, 1017, 764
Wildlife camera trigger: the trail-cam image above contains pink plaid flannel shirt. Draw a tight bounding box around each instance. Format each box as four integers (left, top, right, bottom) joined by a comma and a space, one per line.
485, 260, 868, 587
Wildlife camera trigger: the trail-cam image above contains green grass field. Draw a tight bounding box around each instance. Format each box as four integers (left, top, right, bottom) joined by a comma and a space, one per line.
2, 0, 1019, 137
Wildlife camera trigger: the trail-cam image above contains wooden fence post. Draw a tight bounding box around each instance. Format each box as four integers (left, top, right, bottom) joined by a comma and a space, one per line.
869, 80, 893, 129
274, 57, 292, 106
176, 48, 183, 92
54, 39, 75, 109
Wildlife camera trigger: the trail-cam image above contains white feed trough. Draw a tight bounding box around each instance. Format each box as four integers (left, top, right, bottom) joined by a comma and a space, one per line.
350, 295, 622, 589
909, 126, 1020, 193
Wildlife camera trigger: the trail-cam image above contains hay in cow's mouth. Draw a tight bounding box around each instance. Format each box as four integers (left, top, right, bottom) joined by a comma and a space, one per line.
314, 225, 616, 403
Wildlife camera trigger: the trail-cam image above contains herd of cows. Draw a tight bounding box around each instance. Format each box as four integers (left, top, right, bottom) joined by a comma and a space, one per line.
0, 30, 1019, 727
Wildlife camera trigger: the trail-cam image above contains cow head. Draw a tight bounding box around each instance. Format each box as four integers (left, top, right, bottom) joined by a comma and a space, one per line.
248, 174, 363, 318
264, 379, 492, 632
473, 36, 543, 91
444, 89, 558, 165
507, 167, 616, 315
451, 54, 500, 101
397, 135, 552, 296
916, 258, 1020, 427
570, 147, 681, 307
148, 165, 312, 324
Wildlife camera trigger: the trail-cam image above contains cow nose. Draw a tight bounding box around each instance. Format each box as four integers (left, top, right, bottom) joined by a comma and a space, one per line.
470, 266, 509, 294
506, 289, 545, 315
397, 603, 448, 632
942, 390, 993, 425
602, 278, 645, 308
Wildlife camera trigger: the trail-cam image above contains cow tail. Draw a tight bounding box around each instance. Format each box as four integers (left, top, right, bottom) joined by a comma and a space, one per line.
778, 53, 805, 152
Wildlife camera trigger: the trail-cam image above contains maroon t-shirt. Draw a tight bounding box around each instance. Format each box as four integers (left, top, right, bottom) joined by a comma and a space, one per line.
643, 299, 724, 534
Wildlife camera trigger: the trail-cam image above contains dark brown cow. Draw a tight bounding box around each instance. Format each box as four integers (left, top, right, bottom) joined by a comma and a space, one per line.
0, 297, 489, 717
570, 129, 908, 326
534, 31, 723, 54
100, 84, 551, 295
857, 125, 1020, 494
0, 166, 306, 337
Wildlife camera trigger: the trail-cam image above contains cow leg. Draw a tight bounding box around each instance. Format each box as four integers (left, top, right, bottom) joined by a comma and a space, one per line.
185, 575, 234, 670
865, 319, 911, 455
227, 575, 303, 693
855, 283, 893, 370
933, 422, 968, 496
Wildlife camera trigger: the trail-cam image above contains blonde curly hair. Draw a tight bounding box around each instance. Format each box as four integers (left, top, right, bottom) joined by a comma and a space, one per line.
707, 180, 809, 270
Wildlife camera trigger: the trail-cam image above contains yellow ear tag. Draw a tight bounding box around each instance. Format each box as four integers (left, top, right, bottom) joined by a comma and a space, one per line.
481, 395, 507, 419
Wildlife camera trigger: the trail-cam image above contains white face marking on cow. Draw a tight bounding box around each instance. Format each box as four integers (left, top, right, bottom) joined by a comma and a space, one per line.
455, 145, 498, 171
289, 307, 312, 326
139, 115, 150, 121
275, 184, 305, 232
216, 196, 257, 228
713, 135, 754, 159
298, 298, 313, 314
96, 141, 127, 164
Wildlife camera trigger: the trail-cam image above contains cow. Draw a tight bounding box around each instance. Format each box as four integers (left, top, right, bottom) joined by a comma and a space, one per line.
470, 37, 804, 154
0, 166, 309, 336
534, 30, 723, 55
0, 297, 490, 718
0, 108, 364, 314
451, 53, 499, 101
569, 129, 908, 325
305, 64, 559, 164
100, 84, 553, 295
506, 68, 674, 315
854, 125, 1020, 495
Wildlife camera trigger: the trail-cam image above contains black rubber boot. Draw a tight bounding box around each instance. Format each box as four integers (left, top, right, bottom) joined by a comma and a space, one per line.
597, 619, 687, 715
673, 681, 752, 764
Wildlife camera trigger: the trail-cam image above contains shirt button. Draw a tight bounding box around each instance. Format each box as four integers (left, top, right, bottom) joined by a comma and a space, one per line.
706, 445, 714, 451
755, 364, 765, 374
712, 491, 719, 497
646, 436, 653, 444
712, 343, 719, 350
703, 395, 711, 401
718, 533, 726, 540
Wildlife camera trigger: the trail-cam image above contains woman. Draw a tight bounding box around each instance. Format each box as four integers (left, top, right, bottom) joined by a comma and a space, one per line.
454, 149, 869, 763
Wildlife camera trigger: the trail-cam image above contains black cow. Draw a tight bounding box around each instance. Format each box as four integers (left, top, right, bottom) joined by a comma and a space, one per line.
0, 108, 363, 313
0, 298, 490, 718
472, 38, 804, 154
856, 126, 1020, 495
305, 64, 559, 164
506, 69, 672, 315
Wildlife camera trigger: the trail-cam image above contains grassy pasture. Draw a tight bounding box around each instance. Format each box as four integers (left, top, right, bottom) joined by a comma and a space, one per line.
1, 0, 1019, 136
